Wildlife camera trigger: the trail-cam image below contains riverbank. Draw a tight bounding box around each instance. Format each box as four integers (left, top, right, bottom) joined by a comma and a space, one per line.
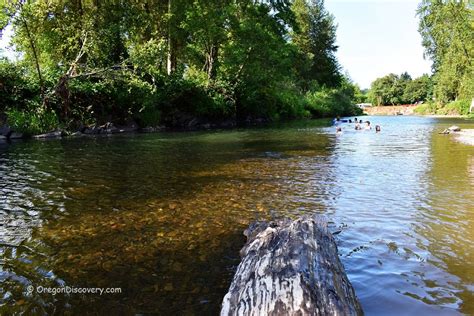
364, 101, 473, 117
363, 105, 463, 117
0, 117, 254, 143
363, 105, 417, 116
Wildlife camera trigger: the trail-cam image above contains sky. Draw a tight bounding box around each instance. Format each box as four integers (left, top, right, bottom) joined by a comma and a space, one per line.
326, 0, 433, 89
1, 1, 432, 89
0, 25, 17, 60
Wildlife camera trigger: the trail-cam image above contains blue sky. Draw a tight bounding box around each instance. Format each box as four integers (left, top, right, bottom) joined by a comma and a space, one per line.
1, 1, 432, 89
326, 0, 433, 89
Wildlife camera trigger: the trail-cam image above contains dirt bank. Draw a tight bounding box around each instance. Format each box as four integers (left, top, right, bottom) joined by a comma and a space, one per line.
363, 105, 417, 116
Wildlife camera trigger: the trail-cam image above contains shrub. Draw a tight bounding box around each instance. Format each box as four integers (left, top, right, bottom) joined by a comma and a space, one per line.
413, 102, 437, 114
415, 99, 470, 116
136, 107, 161, 127
439, 99, 470, 115
304, 86, 362, 118
0, 59, 39, 112
7, 104, 60, 135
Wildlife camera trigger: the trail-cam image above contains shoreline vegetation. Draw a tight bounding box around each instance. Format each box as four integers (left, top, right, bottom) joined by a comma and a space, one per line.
1, 1, 472, 141
1, 0, 365, 140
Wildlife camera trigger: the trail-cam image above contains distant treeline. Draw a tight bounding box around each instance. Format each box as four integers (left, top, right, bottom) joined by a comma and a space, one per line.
368, 1, 473, 116
0, 0, 363, 135
368, 73, 432, 106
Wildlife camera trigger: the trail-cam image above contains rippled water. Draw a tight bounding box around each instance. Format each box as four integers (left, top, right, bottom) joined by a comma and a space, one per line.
1, 116, 473, 315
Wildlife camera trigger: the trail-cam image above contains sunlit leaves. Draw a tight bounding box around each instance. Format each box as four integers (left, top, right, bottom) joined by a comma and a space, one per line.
417, 0, 474, 103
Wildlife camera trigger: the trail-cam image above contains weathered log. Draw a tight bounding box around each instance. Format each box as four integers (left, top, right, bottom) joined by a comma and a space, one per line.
221, 215, 363, 316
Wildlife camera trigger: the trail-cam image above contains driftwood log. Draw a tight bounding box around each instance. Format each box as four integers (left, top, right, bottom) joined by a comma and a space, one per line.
221, 215, 363, 316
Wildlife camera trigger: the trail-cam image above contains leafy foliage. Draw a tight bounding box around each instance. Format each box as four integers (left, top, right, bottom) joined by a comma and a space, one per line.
1, 0, 362, 132
417, 0, 473, 104
368, 73, 433, 106
0, 58, 39, 111
6, 105, 59, 135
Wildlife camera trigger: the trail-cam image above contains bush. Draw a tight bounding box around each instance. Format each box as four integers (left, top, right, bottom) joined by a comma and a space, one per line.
136, 107, 161, 127
67, 74, 158, 125
274, 83, 310, 119
304, 86, 362, 118
439, 99, 470, 115
7, 104, 60, 135
414, 102, 437, 115
414, 99, 470, 116
0, 59, 39, 112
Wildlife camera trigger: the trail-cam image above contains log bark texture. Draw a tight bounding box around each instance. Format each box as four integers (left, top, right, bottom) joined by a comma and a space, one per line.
221, 215, 363, 316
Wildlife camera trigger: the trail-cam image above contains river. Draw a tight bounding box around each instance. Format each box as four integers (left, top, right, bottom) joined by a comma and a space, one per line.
1, 116, 473, 315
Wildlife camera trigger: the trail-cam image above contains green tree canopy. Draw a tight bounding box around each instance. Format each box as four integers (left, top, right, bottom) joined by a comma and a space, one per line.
417, 0, 474, 103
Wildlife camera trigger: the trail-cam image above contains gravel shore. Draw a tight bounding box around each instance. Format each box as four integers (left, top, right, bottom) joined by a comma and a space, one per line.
453, 129, 474, 146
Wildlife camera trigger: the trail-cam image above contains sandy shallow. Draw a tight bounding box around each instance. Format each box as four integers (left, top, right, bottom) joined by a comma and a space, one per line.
453, 129, 474, 146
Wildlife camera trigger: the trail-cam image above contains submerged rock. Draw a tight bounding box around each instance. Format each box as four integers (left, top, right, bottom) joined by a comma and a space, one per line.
100, 122, 119, 134
119, 119, 139, 132
83, 125, 102, 135
440, 125, 462, 134
9, 132, 24, 139
141, 126, 165, 133
33, 131, 63, 139
219, 120, 236, 128
0, 125, 12, 137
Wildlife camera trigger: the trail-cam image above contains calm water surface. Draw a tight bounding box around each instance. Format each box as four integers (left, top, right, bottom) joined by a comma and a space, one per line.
1, 116, 473, 315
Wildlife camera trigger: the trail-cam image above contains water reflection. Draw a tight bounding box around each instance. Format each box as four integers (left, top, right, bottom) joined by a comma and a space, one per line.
415, 129, 474, 315
0, 117, 473, 315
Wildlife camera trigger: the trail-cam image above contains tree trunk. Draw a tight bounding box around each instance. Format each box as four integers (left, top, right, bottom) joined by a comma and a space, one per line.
22, 17, 45, 106
221, 215, 363, 316
206, 44, 218, 80
166, 0, 176, 75
167, 38, 177, 75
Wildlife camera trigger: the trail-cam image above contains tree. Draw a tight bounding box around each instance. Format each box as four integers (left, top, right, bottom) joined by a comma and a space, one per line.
1, 0, 360, 130
368, 72, 433, 106
403, 74, 433, 104
291, 0, 341, 90
418, 0, 474, 103
368, 73, 398, 106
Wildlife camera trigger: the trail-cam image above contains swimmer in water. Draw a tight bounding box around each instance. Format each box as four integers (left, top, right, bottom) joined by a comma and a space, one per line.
365, 121, 372, 130
375, 125, 381, 132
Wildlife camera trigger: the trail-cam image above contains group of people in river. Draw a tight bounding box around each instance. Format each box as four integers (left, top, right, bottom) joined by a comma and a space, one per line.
334, 117, 381, 134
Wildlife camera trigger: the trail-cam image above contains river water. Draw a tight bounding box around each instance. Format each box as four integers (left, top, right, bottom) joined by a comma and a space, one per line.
1, 116, 473, 315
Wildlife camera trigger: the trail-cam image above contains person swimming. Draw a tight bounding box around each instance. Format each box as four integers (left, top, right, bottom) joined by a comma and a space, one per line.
336, 126, 343, 134
365, 121, 372, 130
375, 125, 381, 132
355, 122, 362, 130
